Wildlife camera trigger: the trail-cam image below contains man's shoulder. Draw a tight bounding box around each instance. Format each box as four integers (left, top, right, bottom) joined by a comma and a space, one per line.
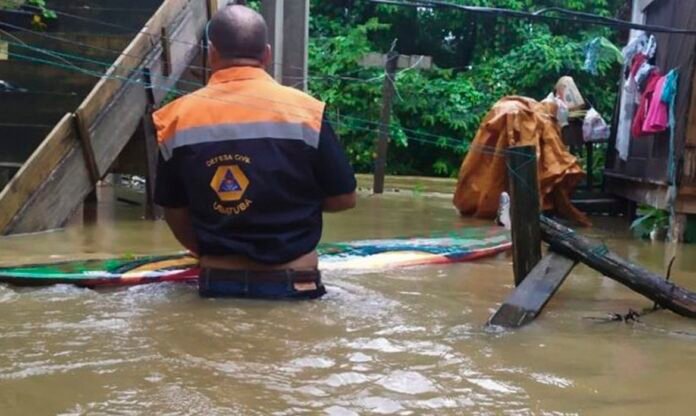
156, 87, 207, 116
273, 83, 325, 108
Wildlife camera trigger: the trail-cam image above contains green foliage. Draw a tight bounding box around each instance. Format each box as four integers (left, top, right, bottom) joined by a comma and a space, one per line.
576, 143, 608, 185
27, 0, 56, 19
0, 0, 56, 28
630, 205, 669, 240
307, 0, 624, 177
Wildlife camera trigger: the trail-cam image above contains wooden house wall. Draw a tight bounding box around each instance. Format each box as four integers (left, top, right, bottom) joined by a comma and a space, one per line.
606, 0, 696, 212
647, 0, 696, 184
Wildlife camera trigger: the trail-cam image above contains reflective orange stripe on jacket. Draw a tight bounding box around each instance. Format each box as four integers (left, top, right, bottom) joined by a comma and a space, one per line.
153, 66, 326, 160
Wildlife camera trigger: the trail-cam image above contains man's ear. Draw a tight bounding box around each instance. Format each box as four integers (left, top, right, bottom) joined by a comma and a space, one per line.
261, 44, 272, 67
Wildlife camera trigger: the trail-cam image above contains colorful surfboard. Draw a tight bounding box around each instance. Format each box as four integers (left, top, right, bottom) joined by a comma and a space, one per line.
0, 227, 510, 288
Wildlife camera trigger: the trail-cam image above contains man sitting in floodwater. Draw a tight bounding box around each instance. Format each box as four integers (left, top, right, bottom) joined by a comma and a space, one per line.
153, 5, 356, 299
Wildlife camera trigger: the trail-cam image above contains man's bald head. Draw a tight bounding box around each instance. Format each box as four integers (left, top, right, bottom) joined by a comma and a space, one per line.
208, 5, 268, 61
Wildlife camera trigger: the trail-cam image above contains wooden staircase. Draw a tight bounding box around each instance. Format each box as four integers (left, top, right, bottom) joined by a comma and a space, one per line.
0, 0, 211, 234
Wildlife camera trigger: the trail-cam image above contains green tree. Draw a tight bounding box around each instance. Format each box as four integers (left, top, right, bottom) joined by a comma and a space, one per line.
307, 0, 625, 177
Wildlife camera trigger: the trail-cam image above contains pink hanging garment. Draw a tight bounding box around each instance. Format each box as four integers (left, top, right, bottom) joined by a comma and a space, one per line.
631, 71, 661, 138
642, 75, 669, 134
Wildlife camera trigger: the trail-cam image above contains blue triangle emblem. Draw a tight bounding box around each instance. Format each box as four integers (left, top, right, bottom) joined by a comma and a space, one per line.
219, 169, 241, 192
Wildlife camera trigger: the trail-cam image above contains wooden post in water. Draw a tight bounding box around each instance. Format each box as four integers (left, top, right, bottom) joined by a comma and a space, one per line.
142, 69, 162, 220
507, 145, 542, 286
373, 50, 398, 194
489, 146, 574, 328
142, 110, 162, 220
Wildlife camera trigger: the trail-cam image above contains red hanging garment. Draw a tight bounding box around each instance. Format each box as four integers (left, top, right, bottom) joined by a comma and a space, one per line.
632, 70, 662, 138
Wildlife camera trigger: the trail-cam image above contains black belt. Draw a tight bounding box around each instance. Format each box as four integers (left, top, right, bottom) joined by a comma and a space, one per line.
200, 268, 321, 284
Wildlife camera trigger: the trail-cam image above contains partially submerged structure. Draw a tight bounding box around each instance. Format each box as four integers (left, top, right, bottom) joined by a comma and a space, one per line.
605, 0, 696, 239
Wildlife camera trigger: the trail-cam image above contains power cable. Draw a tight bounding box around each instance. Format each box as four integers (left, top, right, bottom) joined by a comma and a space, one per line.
370, 0, 696, 35
0, 21, 386, 86
8, 48, 530, 166
5, 46, 473, 153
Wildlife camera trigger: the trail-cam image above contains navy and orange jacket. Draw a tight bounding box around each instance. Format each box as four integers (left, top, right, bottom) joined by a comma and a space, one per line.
153, 66, 356, 264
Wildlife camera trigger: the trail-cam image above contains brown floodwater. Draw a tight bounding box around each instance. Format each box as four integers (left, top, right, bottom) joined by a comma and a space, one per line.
1, 188, 696, 415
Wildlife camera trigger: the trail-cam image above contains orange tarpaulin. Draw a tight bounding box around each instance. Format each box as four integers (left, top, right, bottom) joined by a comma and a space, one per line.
453, 96, 591, 226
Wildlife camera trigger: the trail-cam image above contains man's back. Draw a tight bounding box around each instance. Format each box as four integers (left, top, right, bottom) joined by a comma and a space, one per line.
153, 4, 355, 299
154, 66, 356, 265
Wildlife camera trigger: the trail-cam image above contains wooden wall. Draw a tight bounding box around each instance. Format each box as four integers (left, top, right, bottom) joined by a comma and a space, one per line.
606, 0, 696, 212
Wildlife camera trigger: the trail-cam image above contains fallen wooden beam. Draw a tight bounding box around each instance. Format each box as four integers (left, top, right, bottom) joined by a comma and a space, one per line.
540, 216, 696, 318
488, 252, 577, 327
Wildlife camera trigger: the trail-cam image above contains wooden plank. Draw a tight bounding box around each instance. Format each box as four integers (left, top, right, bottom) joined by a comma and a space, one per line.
488, 252, 577, 328
541, 216, 696, 318
605, 176, 669, 210
507, 145, 542, 286
73, 109, 101, 186
160, 27, 172, 77
604, 170, 668, 186
8, 147, 92, 234
150, 0, 208, 103
0, 114, 75, 232
92, 83, 150, 175
76, 33, 149, 125
681, 147, 696, 185
682, 65, 696, 185
685, 63, 696, 147
4, 83, 149, 233
73, 109, 99, 203
77, 0, 190, 125
142, 109, 163, 220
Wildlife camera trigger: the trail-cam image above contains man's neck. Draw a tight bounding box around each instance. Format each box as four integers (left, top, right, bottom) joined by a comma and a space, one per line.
212, 58, 265, 72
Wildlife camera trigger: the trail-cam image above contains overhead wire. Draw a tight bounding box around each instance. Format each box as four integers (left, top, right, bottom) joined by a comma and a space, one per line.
6, 46, 526, 163
2, 39, 396, 128
0, 20, 387, 86
369, 0, 696, 35
5, 46, 474, 153
0, 26, 82, 71
4, 3, 417, 84
0, 122, 54, 128
0, 2, 542, 164
0, 20, 253, 79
